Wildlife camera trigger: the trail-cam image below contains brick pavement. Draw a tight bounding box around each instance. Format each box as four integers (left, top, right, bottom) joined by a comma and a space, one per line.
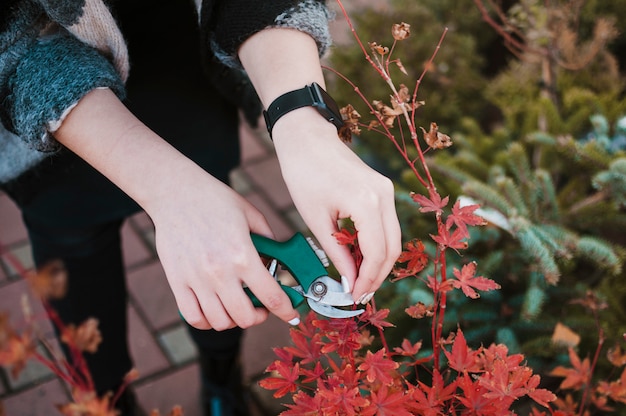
0, 121, 302, 415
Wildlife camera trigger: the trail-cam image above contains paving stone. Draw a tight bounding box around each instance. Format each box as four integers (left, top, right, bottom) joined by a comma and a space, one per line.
127, 261, 180, 331
241, 315, 291, 382
0, 279, 53, 335
6, 345, 55, 390
284, 207, 308, 232
242, 158, 294, 211
134, 363, 202, 416
2, 378, 69, 416
1, 243, 33, 279
244, 193, 294, 241
240, 121, 270, 163
128, 211, 154, 231
158, 324, 197, 365
229, 167, 253, 195
128, 304, 169, 380
121, 221, 153, 268
0, 193, 28, 246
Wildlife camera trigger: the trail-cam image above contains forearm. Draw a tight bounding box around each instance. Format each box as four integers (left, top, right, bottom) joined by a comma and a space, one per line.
239, 28, 339, 148
52, 88, 205, 213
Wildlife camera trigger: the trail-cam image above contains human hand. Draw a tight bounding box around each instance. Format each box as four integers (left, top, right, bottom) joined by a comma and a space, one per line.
146, 168, 300, 330
54, 89, 298, 330
272, 109, 402, 304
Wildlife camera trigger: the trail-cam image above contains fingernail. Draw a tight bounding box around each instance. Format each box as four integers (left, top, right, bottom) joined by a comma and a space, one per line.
341, 276, 350, 293
360, 292, 375, 305
355, 293, 367, 304
288, 317, 301, 326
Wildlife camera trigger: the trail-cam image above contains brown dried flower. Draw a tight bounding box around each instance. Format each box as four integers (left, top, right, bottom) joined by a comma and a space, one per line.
421, 122, 452, 149
61, 318, 102, 354
392, 22, 411, 40
338, 104, 362, 143
57, 389, 116, 416
368, 41, 389, 56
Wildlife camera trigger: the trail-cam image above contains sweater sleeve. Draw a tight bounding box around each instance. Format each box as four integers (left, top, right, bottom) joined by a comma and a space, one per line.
204, 0, 332, 68
4, 33, 125, 152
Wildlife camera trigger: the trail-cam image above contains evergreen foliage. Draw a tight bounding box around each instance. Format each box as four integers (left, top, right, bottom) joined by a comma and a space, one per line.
328, 0, 626, 386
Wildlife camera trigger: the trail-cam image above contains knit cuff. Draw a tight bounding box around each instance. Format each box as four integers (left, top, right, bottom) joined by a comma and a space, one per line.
210, 0, 332, 68
6, 34, 126, 152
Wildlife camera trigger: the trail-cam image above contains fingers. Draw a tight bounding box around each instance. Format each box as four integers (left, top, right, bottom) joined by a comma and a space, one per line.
352, 180, 402, 303
314, 220, 358, 289
242, 260, 301, 326
178, 247, 299, 331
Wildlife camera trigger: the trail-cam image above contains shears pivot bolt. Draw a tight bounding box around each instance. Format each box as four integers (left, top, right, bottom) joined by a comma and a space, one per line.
311, 281, 327, 297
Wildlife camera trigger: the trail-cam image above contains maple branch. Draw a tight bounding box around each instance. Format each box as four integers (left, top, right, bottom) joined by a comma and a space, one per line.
335, 0, 389, 81
370, 298, 390, 353
578, 307, 606, 415
323, 65, 428, 188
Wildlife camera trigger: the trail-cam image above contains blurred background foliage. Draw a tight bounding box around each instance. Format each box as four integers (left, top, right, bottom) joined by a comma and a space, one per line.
328, 0, 626, 399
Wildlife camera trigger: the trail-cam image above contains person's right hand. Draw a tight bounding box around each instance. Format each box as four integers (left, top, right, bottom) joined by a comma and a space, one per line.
147, 169, 301, 331
54, 88, 299, 331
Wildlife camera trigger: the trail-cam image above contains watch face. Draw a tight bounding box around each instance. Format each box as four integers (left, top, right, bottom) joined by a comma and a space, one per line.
311, 83, 345, 129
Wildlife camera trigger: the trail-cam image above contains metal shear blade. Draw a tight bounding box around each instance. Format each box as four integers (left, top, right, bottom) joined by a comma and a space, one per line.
294, 276, 364, 318
307, 298, 364, 318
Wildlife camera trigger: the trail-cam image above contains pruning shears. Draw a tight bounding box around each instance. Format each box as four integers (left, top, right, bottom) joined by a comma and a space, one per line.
247, 233, 364, 319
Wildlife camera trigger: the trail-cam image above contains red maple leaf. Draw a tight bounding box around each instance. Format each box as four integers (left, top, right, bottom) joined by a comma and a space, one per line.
550, 347, 592, 390
318, 385, 369, 416
430, 227, 468, 251
405, 302, 434, 319
333, 227, 358, 245
358, 349, 399, 385
300, 361, 326, 384
410, 370, 457, 415
426, 275, 453, 294
456, 373, 500, 414
411, 190, 449, 215
525, 373, 557, 408
360, 385, 413, 416
360, 304, 395, 331
284, 327, 322, 365
443, 329, 480, 373
596, 367, 626, 404
392, 239, 429, 281
445, 200, 487, 238
283, 391, 323, 416
321, 330, 361, 357
393, 338, 423, 357
450, 262, 500, 299
271, 346, 293, 364
259, 361, 300, 398
479, 358, 530, 409
333, 227, 363, 269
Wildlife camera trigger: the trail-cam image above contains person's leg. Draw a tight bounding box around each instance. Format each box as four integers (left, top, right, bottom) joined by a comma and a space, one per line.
187, 326, 247, 416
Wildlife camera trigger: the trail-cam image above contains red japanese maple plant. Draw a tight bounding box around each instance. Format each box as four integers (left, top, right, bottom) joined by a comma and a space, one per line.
258, 2, 557, 415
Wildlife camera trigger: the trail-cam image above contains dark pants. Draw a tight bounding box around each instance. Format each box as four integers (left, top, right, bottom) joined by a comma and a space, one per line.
1, 0, 245, 394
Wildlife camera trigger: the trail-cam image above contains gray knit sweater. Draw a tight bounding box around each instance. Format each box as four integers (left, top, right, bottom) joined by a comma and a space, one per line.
0, 0, 331, 183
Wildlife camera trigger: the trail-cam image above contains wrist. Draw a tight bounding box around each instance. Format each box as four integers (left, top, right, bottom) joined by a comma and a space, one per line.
270, 106, 340, 146
262, 82, 344, 139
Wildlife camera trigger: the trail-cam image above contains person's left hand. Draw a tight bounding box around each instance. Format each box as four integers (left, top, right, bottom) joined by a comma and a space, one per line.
272, 108, 402, 304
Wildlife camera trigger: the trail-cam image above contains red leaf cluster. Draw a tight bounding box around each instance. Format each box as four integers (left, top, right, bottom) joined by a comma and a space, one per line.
260, 311, 556, 415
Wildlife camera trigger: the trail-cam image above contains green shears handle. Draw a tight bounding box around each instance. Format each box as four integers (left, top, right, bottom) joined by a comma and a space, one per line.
246, 232, 329, 309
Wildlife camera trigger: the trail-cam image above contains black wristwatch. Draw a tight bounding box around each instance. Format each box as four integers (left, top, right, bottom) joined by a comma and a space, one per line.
262, 82, 345, 139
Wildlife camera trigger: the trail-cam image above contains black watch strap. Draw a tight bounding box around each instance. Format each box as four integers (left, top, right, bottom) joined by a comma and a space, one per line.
263, 83, 344, 139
